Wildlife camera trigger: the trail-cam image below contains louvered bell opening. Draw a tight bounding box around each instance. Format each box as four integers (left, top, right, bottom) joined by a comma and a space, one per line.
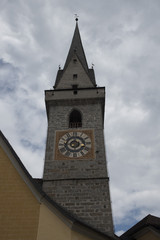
69, 110, 82, 128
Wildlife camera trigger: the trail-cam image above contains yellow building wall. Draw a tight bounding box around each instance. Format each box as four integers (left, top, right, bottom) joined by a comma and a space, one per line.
71, 230, 100, 240
37, 204, 95, 240
0, 144, 109, 240
0, 147, 40, 240
37, 204, 71, 240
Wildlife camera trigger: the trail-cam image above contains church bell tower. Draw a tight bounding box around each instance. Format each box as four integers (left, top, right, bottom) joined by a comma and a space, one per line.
43, 19, 114, 236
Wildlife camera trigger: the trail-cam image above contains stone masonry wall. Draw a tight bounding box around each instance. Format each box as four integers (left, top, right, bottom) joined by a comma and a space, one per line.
43, 178, 113, 235
43, 96, 114, 235
43, 100, 108, 180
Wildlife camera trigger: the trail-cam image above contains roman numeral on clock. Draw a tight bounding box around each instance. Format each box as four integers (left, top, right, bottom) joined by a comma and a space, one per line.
59, 143, 64, 147
84, 136, 89, 140
59, 147, 66, 153
73, 153, 77, 158
80, 151, 85, 156
66, 133, 71, 138
65, 151, 71, 157
84, 147, 89, 151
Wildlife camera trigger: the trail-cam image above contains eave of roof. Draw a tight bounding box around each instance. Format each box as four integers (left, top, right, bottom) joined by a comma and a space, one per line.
120, 214, 160, 239
132, 226, 160, 239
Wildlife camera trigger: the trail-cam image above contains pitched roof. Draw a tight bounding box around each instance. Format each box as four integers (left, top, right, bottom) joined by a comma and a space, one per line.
54, 21, 96, 89
64, 21, 88, 72
120, 214, 160, 239
0, 130, 118, 240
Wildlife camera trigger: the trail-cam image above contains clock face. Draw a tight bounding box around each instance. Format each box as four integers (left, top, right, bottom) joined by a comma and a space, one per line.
58, 131, 91, 158
54, 129, 95, 160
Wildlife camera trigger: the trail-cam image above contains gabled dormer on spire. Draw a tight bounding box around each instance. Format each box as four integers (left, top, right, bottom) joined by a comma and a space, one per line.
54, 20, 96, 89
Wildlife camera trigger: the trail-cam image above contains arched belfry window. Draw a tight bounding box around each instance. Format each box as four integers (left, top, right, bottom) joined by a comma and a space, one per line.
69, 110, 82, 128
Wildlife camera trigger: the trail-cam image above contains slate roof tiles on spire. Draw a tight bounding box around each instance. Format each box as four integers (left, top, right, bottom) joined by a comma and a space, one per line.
63, 20, 89, 73
54, 20, 96, 89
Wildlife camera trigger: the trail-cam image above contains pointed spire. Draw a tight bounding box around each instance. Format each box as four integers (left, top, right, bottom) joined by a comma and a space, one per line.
63, 19, 89, 73
54, 20, 97, 89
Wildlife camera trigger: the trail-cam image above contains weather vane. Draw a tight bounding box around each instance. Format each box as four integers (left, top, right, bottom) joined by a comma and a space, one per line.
74, 14, 79, 22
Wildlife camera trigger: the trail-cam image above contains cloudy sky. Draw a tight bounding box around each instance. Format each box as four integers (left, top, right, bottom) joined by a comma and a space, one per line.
1, 0, 160, 235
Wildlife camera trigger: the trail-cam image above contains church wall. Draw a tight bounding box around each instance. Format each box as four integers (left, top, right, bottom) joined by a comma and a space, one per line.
43, 178, 113, 234
37, 203, 100, 240
43, 98, 113, 235
37, 204, 71, 240
43, 101, 108, 180
42, 21, 114, 236
71, 230, 105, 240
0, 147, 40, 240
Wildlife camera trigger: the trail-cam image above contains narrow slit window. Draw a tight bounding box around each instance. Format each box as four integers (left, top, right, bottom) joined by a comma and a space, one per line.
72, 85, 78, 89
69, 110, 82, 128
72, 85, 78, 95
73, 74, 78, 79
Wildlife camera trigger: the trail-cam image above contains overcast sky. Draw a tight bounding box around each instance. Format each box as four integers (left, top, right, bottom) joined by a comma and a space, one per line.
0, 0, 160, 236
